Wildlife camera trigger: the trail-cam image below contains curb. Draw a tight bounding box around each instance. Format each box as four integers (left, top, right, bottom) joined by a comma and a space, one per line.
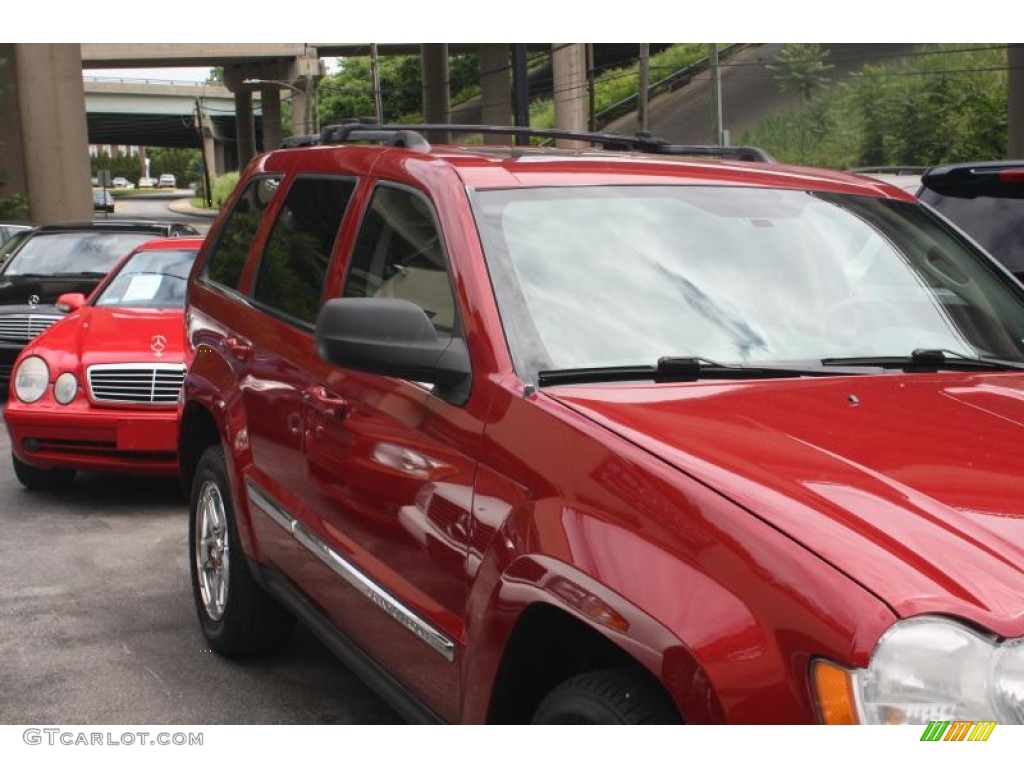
168, 199, 219, 219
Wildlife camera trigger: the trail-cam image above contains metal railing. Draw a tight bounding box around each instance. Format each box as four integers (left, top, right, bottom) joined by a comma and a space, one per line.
593, 44, 749, 130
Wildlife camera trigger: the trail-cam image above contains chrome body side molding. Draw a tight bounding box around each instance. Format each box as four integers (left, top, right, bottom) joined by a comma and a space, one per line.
245, 479, 456, 663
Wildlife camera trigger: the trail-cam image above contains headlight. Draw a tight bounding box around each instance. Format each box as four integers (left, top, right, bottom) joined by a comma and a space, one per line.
813, 616, 1024, 724
13, 356, 49, 403
53, 372, 78, 404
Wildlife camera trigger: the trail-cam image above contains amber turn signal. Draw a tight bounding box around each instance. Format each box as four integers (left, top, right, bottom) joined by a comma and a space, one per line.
812, 659, 859, 724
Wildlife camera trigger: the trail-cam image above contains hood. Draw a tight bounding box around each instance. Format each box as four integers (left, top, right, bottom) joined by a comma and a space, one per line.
0, 274, 104, 308
30, 307, 187, 367
547, 373, 1024, 635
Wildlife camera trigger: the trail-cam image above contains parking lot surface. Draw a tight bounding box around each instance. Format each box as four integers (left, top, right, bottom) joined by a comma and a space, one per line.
0, 422, 401, 725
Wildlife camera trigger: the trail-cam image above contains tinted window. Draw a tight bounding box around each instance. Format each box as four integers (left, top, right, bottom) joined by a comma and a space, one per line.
920, 188, 1024, 275
253, 176, 355, 325
205, 176, 281, 290
3, 232, 159, 276
344, 185, 456, 338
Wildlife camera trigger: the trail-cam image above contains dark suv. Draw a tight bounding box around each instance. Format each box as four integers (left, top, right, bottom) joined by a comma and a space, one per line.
181, 124, 1024, 725
919, 160, 1024, 281
0, 220, 199, 386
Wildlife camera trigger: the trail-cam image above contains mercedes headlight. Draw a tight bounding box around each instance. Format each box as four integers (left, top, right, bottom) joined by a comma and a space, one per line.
13, 356, 49, 403
814, 616, 1024, 724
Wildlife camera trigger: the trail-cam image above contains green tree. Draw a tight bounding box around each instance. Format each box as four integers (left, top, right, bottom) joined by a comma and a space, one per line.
146, 147, 202, 186
92, 151, 143, 181
743, 44, 1008, 169
317, 53, 480, 125
767, 43, 834, 102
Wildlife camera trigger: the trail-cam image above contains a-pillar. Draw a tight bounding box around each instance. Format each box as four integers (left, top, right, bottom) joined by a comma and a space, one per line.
1, 44, 93, 224
552, 43, 588, 148
421, 44, 451, 144
1009, 44, 1024, 158
480, 44, 511, 144
234, 89, 257, 170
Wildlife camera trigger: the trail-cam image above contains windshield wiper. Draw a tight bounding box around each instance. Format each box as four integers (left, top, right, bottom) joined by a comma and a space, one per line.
821, 348, 1024, 372
538, 356, 850, 386
53, 271, 108, 278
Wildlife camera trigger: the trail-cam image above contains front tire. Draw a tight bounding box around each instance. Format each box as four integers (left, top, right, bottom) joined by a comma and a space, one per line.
12, 455, 75, 491
532, 667, 682, 724
189, 445, 294, 657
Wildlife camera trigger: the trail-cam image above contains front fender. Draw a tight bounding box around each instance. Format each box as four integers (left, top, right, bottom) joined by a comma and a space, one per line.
461, 490, 895, 724
180, 341, 256, 555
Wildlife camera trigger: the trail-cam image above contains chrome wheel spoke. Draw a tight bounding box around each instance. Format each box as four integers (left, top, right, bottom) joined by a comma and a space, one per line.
194, 480, 230, 621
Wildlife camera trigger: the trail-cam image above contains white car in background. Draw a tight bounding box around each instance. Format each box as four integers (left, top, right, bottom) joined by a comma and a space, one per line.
157, 174, 177, 189
138, 177, 157, 189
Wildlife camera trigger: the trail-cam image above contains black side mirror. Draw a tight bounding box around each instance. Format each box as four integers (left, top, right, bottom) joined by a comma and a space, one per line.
315, 298, 471, 403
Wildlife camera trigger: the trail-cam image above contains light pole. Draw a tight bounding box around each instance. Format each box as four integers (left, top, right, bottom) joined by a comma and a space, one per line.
242, 77, 318, 136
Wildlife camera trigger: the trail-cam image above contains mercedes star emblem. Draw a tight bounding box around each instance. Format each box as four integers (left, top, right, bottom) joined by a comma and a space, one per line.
150, 334, 167, 357
27, 294, 39, 308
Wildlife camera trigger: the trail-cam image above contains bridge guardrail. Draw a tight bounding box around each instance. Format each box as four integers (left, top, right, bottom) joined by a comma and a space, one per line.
594, 44, 752, 130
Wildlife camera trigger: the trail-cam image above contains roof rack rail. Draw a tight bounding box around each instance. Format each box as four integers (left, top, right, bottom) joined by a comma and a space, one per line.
281, 122, 774, 162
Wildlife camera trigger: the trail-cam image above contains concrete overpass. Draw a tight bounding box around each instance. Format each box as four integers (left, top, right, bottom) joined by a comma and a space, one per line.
1, 43, 581, 224
83, 80, 248, 167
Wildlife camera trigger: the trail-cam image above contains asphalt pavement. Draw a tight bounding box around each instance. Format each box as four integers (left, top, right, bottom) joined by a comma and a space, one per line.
0, 419, 401, 725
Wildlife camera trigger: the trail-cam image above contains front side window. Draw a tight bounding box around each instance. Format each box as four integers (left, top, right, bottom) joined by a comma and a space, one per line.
204, 176, 281, 290
253, 176, 356, 325
343, 184, 457, 339
472, 186, 1024, 381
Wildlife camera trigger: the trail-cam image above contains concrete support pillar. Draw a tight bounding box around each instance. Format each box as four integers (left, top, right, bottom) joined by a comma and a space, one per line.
6, 44, 93, 224
212, 140, 229, 177
480, 44, 511, 144
260, 87, 282, 151
421, 44, 451, 144
234, 89, 256, 171
1009, 44, 1024, 159
290, 90, 314, 137
200, 133, 218, 176
0, 44, 28, 218
552, 43, 588, 148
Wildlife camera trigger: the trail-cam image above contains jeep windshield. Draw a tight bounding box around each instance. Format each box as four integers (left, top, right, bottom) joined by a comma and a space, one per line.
471, 186, 1024, 384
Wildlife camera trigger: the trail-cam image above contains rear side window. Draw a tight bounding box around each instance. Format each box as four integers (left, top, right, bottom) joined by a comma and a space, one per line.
344, 185, 456, 339
204, 176, 281, 290
252, 176, 356, 325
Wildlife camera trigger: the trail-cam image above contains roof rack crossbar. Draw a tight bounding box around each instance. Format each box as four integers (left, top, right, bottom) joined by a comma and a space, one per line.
286, 122, 772, 162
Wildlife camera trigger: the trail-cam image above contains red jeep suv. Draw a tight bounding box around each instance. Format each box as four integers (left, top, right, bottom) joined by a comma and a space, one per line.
180, 123, 1024, 724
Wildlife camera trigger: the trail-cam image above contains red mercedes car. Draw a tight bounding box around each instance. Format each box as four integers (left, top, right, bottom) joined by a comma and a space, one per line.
4, 236, 203, 489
